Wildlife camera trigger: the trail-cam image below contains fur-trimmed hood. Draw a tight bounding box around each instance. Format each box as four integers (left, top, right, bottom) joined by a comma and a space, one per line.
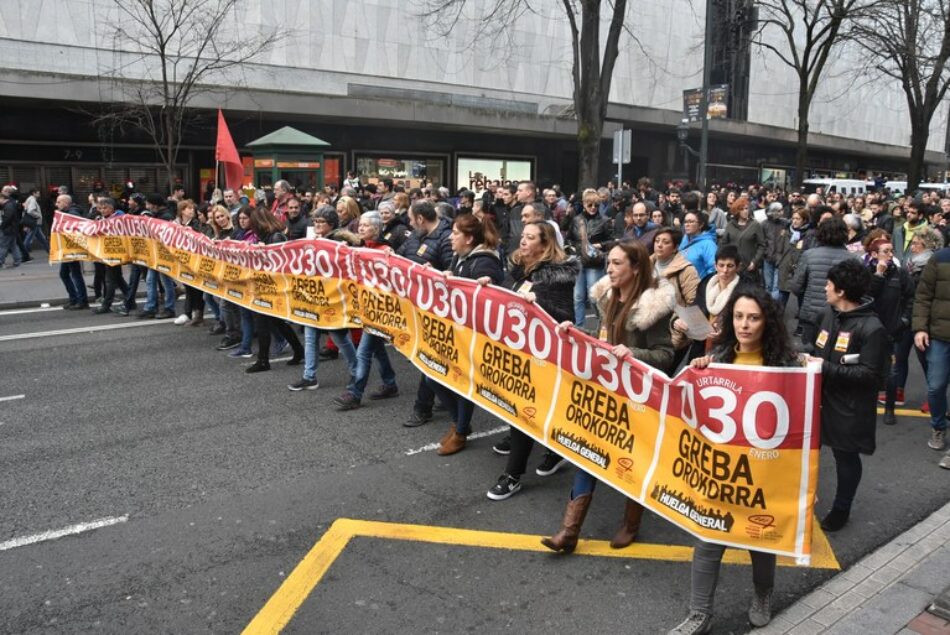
590, 275, 676, 331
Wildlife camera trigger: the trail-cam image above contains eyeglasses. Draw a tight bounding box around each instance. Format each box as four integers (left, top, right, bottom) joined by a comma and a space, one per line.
683, 219, 698, 224
584, 202, 597, 208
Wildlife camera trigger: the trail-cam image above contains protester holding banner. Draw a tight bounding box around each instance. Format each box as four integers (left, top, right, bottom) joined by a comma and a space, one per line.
669, 286, 801, 635
334, 211, 399, 409
173, 199, 207, 326
810, 259, 889, 532
207, 206, 243, 347
486, 221, 579, 497
91, 198, 132, 316
244, 208, 304, 373
432, 214, 505, 455
542, 241, 675, 553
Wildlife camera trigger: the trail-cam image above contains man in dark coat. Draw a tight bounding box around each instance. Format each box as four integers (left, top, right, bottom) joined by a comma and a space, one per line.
810, 259, 890, 532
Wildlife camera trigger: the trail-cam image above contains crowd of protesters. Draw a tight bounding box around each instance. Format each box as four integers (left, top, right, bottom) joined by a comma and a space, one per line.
12, 171, 950, 634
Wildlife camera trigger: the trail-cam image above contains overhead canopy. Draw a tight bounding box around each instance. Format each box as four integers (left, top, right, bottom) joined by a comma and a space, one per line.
246, 126, 330, 150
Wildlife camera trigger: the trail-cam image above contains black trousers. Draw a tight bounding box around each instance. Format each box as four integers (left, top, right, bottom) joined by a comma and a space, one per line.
831, 448, 862, 513
505, 427, 558, 477
253, 314, 303, 363
101, 264, 129, 309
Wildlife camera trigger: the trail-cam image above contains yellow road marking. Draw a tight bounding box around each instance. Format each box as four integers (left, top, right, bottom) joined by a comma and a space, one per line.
242, 518, 839, 634
876, 407, 932, 418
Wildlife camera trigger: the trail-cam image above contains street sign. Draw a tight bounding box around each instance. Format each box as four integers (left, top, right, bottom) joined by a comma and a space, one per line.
613, 129, 631, 165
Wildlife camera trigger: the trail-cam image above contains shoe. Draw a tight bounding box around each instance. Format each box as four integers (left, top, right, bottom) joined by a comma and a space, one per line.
895, 387, 905, 407
610, 500, 645, 549
270, 341, 290, 356
318, 348, 339, 360
245, 360, 271, 373
368, 384, 399, 400
112, 306, 129, 317
541, 493, 593, 554
228, 348, 253, 358
437, 431, 467, 456
921, 401, 931, 414
536, 453, 568, 476
820, 508, 850, 532
155, 310, 175, 319
667, 611, 712, 635
286, 356, 303, 366
404, 410, 432, 427
877, 391, 887, 405
216, 338, 241, 351
64, 302, 89, 311
748, 587, 773, 627
492, 435, 511, 456
439, 426, 456, 447
939, 451, 950, 470
92, 306, 111, 314
487, 474, 522, 501
173, 314, 190, 325
188, 316, 205, 327
209, 323, 226, 335
334, 392, 361, 411
883, 409, 897, 426
137, 310, 156, 319
288, 378, 319, 391
929, 429, 947, 451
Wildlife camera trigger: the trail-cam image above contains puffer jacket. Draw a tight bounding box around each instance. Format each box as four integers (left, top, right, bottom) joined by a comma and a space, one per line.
397, 216, 454, 270
381, 215, 410, 252
508, 258, 580, 324
813, 301, 889, 455
285, 213, 310, 240
790, 245, 859, 325
679, 227, 718, 279
912, 247, 950, 341
591, 277, 676, 374
868, 261, 914, 338
450, 246, 504, 285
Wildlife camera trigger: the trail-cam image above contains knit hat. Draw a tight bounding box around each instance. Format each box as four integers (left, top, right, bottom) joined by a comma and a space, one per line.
312, 205, 339, 229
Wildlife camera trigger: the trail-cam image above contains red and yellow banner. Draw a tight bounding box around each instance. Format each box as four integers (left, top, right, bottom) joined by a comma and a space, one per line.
50, 212, 822, 562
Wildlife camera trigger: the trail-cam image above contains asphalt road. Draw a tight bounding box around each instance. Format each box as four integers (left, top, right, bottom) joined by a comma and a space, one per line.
0, 305, 947, 634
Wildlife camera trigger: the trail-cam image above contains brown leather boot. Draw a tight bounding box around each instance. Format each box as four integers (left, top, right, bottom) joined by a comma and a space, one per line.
540, 493, 592, 554
609, 499, 645, 548
439, 425, 456, 448
437, 431, 466, 456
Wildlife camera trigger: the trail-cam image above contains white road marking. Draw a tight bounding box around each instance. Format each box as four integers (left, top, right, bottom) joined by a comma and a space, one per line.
405, 425, 508, 456
0, 394, 25, 402
0, 304, 99, 317
0, 320, 175, 342
243, 355, 294, 365
0, 515, 129, 552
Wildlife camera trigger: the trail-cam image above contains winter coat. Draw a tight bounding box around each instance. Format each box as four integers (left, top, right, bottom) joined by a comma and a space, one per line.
504, 202, 526, 258
397, 216, 454, 270
653, 251, 700, 350
722, 218, 766, 270
507, 258, 580, 325
868, 262, 914, 338
450, 246, 504, 285
813, 301, 889, 455
590, 277, 676, 374
912, 247, 950, 341
868, 211, 894, 236
679, 227, 718, 279
567, 210, 615, 269
777, 224, 817, 293
790, 245, 859, 325
285, 213, 310, 240
381, 216, 410, 252
65, 203, 88, 219
762, 216, 788, 265
0, 198, 18, 235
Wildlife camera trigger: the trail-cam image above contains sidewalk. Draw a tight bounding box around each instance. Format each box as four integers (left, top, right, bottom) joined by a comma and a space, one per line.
758, 499, 950, 635
0, 257, 100, 309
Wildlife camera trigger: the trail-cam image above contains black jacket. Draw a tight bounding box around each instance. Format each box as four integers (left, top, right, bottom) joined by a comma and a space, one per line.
285, 213, 310, 240
450, 247, 504, 284
1, 198, 18, 235
507, 258, 579, 324
397, 216, 453, 270
566, 210, 615, 269
813, 301, 890, 454
381, 216, 410, 252
868, 262, 914, 338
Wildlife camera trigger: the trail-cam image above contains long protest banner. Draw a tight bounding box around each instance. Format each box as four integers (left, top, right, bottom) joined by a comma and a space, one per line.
50, 212, 822, 563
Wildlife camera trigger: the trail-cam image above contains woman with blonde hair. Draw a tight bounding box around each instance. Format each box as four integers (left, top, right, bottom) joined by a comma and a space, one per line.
336, 195, 361, 233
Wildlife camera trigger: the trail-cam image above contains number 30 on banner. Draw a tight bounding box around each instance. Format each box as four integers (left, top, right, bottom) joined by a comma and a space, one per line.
680, 384, 790, 449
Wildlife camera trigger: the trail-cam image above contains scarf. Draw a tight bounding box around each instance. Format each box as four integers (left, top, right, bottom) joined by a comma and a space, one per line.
789, 222, 810, 244
907, 249, 933, 277
705, 274, 740, 318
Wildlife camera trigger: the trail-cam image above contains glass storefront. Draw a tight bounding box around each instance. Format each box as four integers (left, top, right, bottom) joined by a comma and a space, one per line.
456, 156, 533, 194
356, 155, 444, 189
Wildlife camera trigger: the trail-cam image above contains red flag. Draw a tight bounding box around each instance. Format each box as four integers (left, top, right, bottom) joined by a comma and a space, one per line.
215, 109, 244, 191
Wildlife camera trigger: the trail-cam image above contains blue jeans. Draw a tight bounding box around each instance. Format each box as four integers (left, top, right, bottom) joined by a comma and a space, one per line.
571, 470, 597, 498
0, 233, 22, 266
428, 377, 475, 434
59, 261, 87, 305
348, 332, 396, 400
144, 269, 176, 312
204, 293, 220, 320
303, 327, 357, 382
925, 338, 950, 432
239, 307, 255, 353
126, 265, 146, 310
886, 329, 928, 407
573, 266, 604, 325
763, 261, 780, 300
23, 225, 49, 252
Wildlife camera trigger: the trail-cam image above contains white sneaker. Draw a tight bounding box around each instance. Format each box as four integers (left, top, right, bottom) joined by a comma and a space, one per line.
929, 429, 946, 451
173, 314, 190, 325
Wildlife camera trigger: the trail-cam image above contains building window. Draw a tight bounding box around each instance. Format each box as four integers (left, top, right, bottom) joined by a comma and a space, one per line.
355, 155, 444, 189
456, 157, 533, 194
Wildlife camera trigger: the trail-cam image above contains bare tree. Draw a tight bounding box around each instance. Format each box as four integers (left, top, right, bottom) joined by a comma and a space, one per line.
95, 0, 278, 192
853, 0, 950, 192
751, 0, 869, 186
419, 0, 628, 189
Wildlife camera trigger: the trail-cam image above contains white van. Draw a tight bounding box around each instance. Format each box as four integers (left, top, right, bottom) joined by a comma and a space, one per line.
877, 181, 950, 197
802, 178, 867, 196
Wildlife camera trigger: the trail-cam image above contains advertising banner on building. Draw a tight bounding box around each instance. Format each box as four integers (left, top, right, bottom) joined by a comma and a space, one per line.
50, 212, 822, 562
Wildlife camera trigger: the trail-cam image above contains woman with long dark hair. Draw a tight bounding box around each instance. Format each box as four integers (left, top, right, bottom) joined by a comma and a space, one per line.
542, 240, 675, 553
244, 207, 304, 373
669, 286, 800, 635
485, 221, 579, 496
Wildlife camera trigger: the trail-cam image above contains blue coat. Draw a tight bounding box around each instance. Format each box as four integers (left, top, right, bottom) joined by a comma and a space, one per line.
680, 228, 718, 279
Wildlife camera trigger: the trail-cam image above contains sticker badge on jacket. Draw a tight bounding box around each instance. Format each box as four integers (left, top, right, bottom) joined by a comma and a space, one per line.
598, 325, 609, 341
416, 244, 428, 257
517, 281, 533, 294
815, 329, 829, 349
834, 331, 851, 353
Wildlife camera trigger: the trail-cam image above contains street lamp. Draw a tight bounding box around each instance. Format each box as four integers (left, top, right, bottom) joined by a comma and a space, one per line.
677, 119, 700, 180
